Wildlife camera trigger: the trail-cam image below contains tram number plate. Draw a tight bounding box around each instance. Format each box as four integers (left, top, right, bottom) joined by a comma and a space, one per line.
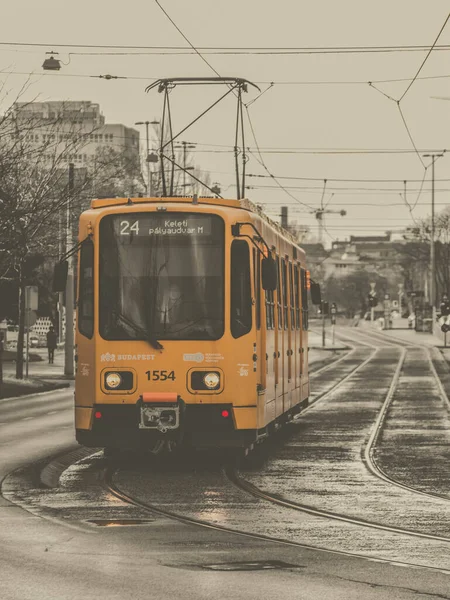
145, 370, 176, 381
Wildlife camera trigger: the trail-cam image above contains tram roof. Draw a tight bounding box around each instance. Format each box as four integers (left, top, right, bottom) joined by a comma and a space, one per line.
91, 196, 260, 211
89, 196, 303, 250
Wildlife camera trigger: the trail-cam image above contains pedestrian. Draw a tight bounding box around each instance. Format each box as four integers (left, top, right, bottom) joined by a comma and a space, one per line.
46, 326, 57, 364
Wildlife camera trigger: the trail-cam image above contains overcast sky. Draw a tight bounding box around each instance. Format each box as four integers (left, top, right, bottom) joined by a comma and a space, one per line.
2, 0, 450, 245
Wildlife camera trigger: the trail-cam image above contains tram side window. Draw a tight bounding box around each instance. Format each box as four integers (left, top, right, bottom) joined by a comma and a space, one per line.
294, 266, 300, 329
300, 267, 309, 331
231, 240, 252, 338
289, 262, 295, 330
78, 240, 94, 339
282, 260, 288, 330
276, 257, 282, 327
265, 288, 275, 329
253, 249, 261, 330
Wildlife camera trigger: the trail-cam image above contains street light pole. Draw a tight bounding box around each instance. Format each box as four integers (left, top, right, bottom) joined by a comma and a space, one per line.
175, 141, 196, 195
423, 152, 444, 310
135, 121, 150, 196
145, 122, 150, 197
135, 120, 160, 197
64, 162, 75, 377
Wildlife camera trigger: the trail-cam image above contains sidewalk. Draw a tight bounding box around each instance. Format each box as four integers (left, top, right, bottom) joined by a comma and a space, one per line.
358, 318, 445, 347
309, 327, 348, 351
308, 328, 348, 372
2, 347, 70, 379
1, 348, 71, 398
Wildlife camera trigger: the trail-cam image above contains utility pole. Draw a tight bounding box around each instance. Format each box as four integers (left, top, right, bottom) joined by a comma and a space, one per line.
58, 208, 64, 344
64, 163, 74, 377
398, 283, 404, 313
322, 309, 326, 347
281, 206, 288, 230
423, 152, 444, 313
135, 120, 160, 196
369, 282, 377, 326
175, 141, 196, 195
136, 120, 149, 196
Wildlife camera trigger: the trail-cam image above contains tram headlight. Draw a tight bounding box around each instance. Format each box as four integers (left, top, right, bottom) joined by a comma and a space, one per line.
105, 372, 122, 389
203, 372, 220, 389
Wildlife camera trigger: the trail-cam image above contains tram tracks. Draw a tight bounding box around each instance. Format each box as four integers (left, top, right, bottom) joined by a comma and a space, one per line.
100, 335, 450, 572
6, 326, 450, 572
224, 332, 450, 542
102, 461, 450, 574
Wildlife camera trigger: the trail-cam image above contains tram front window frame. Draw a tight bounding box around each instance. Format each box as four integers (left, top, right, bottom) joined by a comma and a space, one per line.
98, 212, 225, 342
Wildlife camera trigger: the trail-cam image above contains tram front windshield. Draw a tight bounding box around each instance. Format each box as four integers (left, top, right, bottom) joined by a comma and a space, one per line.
99, 213, 224, 341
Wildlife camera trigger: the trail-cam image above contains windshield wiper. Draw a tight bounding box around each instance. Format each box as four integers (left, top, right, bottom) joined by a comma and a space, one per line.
113, 310, 164, 350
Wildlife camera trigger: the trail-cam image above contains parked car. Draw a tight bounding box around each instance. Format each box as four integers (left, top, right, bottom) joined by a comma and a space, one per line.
29, 336, 39, 348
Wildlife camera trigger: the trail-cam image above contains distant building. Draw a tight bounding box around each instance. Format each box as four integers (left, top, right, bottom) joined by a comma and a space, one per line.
303, 233, 407, 286
12, 100, 140, 167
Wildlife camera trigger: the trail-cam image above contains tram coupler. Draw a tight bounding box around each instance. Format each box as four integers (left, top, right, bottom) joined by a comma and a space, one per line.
138, 393, 184, 433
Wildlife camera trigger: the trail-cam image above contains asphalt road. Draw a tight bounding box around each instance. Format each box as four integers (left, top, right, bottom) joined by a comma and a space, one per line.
2, 336, 450, 599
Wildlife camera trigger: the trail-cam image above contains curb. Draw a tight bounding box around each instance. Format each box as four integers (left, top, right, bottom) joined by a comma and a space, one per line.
0, 382, 71, 404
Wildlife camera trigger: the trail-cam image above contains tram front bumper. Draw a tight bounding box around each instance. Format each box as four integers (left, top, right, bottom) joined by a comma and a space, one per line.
76, 400, 256, 449
138, 392, 181, 433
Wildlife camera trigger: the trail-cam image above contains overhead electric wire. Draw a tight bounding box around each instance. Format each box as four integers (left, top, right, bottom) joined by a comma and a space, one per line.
250, 184, 450, 192
4, 40, 450, 54
5, 68, 450, 88
247, 172, 449, 183
152, 0, 313, 211
244, 111, 315, 211
397, 104, 426, 168
255, 74, 450, 85
411, 167, 429, 210
263, 201, 450, 207
154, 0, 221, 77
399, 11, 450, 102
367, 11, 450, 170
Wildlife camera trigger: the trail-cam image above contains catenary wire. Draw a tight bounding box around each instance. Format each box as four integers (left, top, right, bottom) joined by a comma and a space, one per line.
399, 11, 450, 102
5, 68, 450, 87
4, 40, 450, 53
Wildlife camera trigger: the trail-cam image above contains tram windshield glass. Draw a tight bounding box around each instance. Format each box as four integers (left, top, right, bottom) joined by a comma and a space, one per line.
99, 213, 224, 341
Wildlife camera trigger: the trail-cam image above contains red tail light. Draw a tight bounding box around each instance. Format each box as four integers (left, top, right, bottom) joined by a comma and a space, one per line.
221, 410, 230, 418
95, 411, 102, 419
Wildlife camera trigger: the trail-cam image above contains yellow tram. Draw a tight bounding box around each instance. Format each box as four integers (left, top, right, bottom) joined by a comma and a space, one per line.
70, 195, 318, 451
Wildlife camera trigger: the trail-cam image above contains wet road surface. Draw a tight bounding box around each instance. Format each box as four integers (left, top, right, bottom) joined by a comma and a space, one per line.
4, 331, 450, 598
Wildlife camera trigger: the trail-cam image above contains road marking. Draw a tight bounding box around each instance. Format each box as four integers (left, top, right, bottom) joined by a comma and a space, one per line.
47, 411, 58, 415
22, 417, 34, 421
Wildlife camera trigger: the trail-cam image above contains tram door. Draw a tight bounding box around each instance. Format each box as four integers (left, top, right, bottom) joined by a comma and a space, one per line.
253, 249, 267, 394
280, 258, 290, 413
274, 256, 284, 417
288, 262, 298, 405
294, 264, 301, 391
300, 267, 309, 400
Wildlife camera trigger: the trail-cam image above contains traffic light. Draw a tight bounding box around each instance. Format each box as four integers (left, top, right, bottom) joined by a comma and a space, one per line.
321, 301, 329, 316
368, 294, 378, 308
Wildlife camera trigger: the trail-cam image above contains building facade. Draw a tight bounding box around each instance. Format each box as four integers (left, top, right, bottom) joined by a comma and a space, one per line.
13, 101, 140, 167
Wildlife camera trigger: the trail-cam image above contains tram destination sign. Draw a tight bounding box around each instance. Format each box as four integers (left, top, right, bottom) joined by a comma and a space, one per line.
117, 216, 212, 237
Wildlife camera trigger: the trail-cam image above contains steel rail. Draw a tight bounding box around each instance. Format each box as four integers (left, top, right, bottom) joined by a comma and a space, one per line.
350, 328, 414, 347
225, 461, 450, 544
225, 347, 450, 544
102, 463, 450, 574
363, 344, 450, 502
309, 344, 355, 377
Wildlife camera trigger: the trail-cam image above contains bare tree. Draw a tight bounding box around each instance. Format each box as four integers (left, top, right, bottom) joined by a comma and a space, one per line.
0, 102, 101, 377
